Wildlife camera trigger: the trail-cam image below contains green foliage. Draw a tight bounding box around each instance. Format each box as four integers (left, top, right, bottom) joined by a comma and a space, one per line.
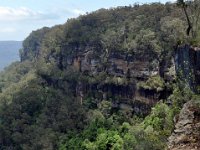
176, 0, 200, 42
98, 100, 112, 117
169, 84, 194, 114
135, 29, 161, 57
59, 133, 83, 150
59, 100, 175, 150
138, 75, 165, 92
0, 61, 33, 91
21, 27, 50, 61
144, 102, 174, 134
0, 71, 86, 149
160, 17, 187, 45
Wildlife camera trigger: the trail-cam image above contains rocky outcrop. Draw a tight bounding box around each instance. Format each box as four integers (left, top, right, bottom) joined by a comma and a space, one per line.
175, 45, 200, 92
71, 49, 171, 115
168, 100, 200, 150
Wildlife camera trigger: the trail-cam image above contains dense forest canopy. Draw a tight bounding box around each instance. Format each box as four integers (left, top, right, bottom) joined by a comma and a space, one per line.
0, 1, 200, 150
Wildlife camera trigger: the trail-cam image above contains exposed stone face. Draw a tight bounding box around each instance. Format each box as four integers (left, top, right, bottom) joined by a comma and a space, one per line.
168, 100, 200, 150
40, 43, 176, 116
71, 48, 171, 115
66, 47, 161, 78
175, 45, 200, 92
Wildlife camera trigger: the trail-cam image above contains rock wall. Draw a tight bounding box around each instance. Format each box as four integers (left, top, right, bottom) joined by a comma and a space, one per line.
175, 45, 200, 92
67, 48, 173, 115
168, 100, 200, 150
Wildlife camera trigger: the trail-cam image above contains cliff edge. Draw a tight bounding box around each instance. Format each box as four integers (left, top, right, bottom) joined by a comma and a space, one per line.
168, 100, 200, 150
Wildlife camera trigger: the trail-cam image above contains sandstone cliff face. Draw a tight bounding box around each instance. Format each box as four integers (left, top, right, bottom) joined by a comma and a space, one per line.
67, 48, 173, 115
175, 45, 200, 92
168, 100, 200, 150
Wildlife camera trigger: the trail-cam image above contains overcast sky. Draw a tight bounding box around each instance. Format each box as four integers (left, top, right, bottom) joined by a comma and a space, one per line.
0, 0, 175, 41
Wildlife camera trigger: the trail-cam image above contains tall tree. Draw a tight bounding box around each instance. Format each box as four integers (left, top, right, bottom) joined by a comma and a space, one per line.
177, 0, 200, 37
177, 0, 193, 36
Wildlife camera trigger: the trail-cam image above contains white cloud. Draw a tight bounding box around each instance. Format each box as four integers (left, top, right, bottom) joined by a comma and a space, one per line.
71, 9, 85, 15
0, 6, 85, 40
0, 27, 16, 33
0, 6, 58, 22
164, 0, 176, 3
0, 6, 85, 23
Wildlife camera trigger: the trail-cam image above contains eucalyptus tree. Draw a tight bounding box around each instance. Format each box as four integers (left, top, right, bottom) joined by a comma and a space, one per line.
177, 0, 200, 38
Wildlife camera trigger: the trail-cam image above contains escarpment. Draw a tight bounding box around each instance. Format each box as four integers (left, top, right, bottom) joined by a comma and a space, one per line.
19, 4, 184, 116
68, 49, 167, 115
21, 29, 175, 116
18, 4, 200, 123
